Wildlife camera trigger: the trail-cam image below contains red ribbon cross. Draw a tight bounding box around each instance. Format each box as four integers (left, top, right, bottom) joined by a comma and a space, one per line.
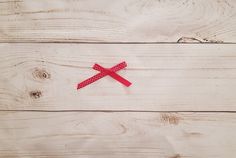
77, 61, 132, 89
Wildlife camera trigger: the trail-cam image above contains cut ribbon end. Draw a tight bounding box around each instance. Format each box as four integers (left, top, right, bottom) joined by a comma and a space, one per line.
77, 84, 81, 90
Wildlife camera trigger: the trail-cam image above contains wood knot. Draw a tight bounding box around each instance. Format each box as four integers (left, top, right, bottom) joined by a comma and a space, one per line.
169, 154, 181, 158
177, 36, 223, 43
160, 113, 181, 125
32, 68, 50, 80
29, 90, 42, 99
177, 37, 202, 43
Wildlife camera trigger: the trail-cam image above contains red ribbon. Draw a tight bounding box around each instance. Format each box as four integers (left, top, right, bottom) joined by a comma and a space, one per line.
77, 61, 132, 89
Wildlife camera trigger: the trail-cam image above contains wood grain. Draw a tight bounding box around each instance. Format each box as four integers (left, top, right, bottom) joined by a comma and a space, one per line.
0, 0, 236, 43
0, 43, 236, 111
0, 111, 235, 158
1, 1, 236, 157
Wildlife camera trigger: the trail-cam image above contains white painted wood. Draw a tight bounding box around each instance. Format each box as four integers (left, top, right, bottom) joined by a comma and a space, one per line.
0, 112, 235, 158
0, 43, 236, 111
0, 0, 236, 42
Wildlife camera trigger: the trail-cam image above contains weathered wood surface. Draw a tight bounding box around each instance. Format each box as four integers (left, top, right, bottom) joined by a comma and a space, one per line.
0, 112, 235, 158
1, 1, 236, 157
0, 0, 236, 43
0, 43, 236, 111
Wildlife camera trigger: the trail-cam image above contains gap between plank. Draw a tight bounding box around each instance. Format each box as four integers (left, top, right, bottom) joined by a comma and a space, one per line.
0, 41, 236, 44
0, 110, 236, 113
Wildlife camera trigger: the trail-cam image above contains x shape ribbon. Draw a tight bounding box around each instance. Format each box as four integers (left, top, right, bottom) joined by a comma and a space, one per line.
77, 61, 132, 89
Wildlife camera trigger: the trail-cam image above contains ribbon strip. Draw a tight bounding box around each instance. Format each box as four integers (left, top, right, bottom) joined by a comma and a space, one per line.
77, 61, 132, 89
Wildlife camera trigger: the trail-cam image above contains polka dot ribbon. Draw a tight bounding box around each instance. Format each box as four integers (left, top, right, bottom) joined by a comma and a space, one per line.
77, 61, 132, 89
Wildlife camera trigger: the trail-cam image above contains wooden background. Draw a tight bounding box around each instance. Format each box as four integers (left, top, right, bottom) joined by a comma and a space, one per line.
0, 0, 236, 157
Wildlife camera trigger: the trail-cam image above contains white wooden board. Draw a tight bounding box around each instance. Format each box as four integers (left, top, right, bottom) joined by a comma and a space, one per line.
0, 43, 236, 111
0, 0, 236, 42
0, 112, 235, 158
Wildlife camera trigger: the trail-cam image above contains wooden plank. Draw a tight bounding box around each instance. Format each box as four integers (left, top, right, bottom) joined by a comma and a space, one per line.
0, 0, 236, 43
0, 43, 236, 111
0, 111, 235, 158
